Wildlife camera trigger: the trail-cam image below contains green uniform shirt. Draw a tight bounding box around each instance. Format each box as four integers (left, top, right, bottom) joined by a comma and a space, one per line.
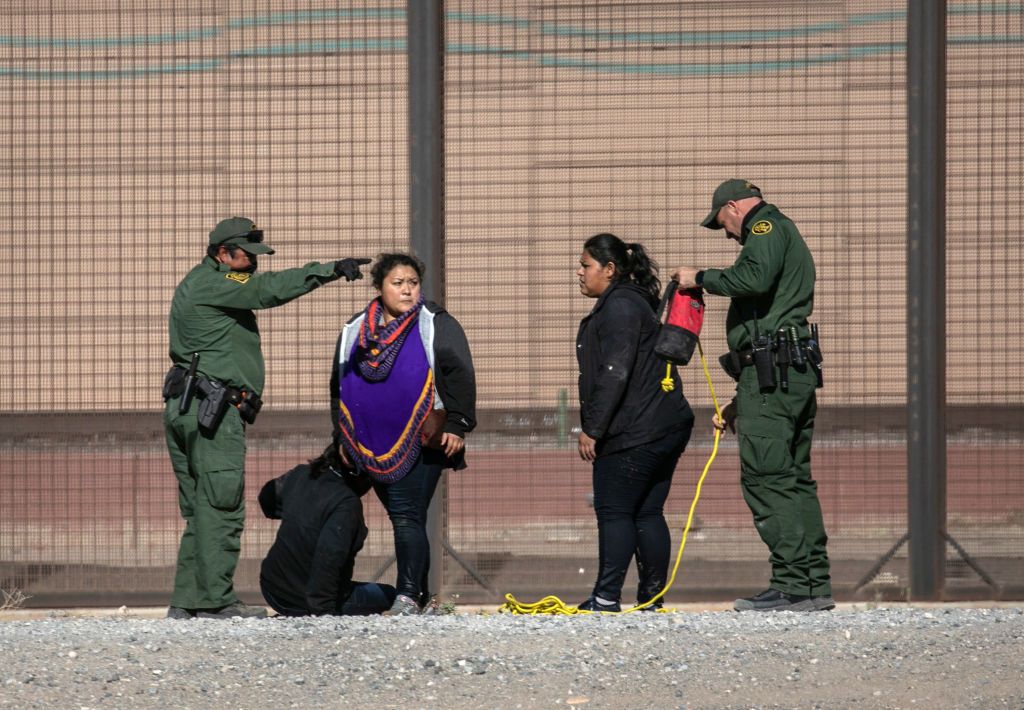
168, 256, 340, 395
700, 203, 815, 351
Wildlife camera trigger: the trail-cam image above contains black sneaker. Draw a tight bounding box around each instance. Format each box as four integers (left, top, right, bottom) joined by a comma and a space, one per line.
577, 597, 621, 613
195, 602, 268, 619
635, 601, 664, 612
812, 595, 836, 611
733, 588, 817, 612
166, 606, 195, 620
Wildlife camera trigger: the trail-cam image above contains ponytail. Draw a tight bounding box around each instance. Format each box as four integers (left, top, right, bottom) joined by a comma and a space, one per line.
625, 242, 661, 306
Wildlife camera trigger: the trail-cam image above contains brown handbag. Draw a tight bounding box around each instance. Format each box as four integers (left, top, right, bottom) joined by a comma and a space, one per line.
420, 408, 447, 449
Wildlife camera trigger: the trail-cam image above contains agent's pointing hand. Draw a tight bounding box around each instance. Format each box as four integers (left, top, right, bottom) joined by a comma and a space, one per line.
334, 258, 372, 281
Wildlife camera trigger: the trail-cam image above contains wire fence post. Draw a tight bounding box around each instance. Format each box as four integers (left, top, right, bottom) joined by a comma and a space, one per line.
408, 0, 446, 600
906, 0, 947, 601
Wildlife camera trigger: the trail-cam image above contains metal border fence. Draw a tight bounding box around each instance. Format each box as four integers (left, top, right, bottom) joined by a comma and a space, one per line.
1, 1, 1022, 607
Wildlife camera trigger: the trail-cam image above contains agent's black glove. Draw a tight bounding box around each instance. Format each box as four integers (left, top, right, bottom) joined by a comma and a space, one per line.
334, 257, 371, 281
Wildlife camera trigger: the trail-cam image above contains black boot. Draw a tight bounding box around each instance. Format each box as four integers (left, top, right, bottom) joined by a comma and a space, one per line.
733, 588, 816, 612
577, 597, 621, 613
195, 601, 268, 619
166, 606, 195, 620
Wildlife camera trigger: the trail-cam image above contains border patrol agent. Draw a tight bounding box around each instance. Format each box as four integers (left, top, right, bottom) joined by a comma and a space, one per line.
672, 180, 833, 612
162, 217, 369, 619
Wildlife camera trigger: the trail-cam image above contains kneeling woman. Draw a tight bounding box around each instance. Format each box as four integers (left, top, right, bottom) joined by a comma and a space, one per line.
258, 444, 397, 616
331, 253, 476, 615
576, 233, 694, 612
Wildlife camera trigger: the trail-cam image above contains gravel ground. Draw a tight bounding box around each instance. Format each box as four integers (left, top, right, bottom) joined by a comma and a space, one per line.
1, 605, 1022, 709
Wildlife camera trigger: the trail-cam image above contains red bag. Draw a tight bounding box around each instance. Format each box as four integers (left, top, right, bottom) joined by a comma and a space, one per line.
654, 280, 705, 366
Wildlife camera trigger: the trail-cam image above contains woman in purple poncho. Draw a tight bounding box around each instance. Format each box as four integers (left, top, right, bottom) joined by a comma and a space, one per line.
330, 253, 476, 615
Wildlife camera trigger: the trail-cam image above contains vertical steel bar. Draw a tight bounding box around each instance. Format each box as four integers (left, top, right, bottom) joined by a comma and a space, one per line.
906, 0, 947, 601
408, 0, 446, 601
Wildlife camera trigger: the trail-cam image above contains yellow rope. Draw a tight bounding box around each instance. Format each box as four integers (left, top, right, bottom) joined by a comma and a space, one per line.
500, 341, 723, 615
661, 362, 675, 392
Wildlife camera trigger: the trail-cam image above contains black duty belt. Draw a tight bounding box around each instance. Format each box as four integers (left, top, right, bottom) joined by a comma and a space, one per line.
718, 348, 755, 378
162, 366, 263, 423
721, 342, 813, 372
733, 348, 757, 368
720, 331, 823, 391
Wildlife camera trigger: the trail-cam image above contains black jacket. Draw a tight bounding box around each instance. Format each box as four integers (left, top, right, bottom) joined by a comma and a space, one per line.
576, 281, 694, 457
258, 464, 368, 615
330, 300, 477, 469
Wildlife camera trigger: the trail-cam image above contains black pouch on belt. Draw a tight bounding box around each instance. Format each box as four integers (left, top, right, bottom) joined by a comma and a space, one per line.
162, 367, 185, 401
751, 337, 777, 391
719, 351, 743, 381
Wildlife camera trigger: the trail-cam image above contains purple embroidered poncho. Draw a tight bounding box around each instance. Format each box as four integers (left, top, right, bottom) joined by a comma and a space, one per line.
337, 297, 434, 483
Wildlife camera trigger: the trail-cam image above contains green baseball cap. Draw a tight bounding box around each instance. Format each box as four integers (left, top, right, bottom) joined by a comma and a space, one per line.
700, 179, 762, 229
208, 216, 275, 255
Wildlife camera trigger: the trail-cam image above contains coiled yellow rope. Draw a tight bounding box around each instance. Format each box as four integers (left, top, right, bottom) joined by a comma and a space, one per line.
500, 341, 723, 615
661, 362, 675, 392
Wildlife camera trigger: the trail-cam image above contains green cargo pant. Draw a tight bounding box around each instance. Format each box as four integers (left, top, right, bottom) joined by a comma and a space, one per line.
164, 398, 246, 610
734, 365, 831, 597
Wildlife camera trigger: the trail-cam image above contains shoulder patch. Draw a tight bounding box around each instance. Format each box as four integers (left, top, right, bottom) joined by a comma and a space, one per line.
751, 220, 773, 236
225, 272, 251, 284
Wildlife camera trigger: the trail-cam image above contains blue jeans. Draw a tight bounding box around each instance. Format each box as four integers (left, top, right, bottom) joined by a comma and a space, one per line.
261, 579, 397, 616
591, 427, 691, 603
373, 449, 444, 601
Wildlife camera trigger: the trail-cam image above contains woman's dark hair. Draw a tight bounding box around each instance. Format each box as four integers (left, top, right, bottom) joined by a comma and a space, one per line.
309, 443, 372, 495
583, 233, 661, 305
309, 443, 343, 479
371, 252, 425, 290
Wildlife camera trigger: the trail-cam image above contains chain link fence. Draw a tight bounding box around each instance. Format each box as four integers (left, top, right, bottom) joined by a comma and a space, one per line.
1, 1, 1021, 606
